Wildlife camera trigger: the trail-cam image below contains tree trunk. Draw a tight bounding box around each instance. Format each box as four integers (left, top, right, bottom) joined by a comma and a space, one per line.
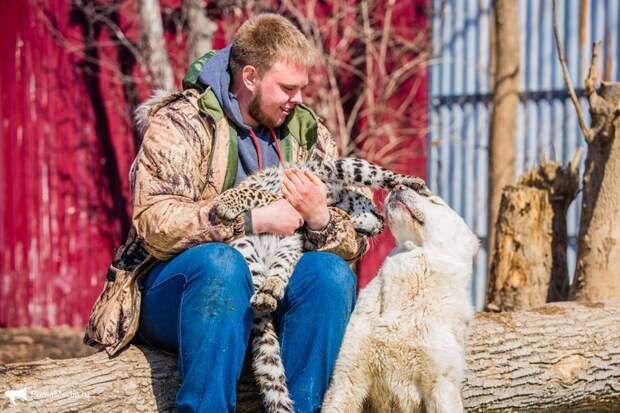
183, 0, 217, 63
2, 301, 619, 412
486, 155, 580, 311
572, 80, 620, 301
487, 0, 520, 267
138, 0, 174, 90
464, 300, 620, 412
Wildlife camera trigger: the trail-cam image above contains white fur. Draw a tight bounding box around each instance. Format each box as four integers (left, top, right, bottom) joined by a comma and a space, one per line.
133, 89, 179, 134
322, 188, 479, 413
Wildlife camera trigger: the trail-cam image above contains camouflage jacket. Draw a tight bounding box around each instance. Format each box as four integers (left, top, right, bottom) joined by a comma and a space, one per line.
84, 87, 369, 356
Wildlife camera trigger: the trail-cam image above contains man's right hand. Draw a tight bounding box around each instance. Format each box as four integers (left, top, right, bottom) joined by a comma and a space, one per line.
251, 199, 304, 235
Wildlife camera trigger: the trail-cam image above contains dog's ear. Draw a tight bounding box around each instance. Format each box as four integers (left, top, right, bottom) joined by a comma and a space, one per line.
472, 236, 481, 256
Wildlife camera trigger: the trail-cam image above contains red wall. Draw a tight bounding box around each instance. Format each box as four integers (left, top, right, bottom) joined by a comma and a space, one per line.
357, 0, 428, 287
0, 0, 137, 327
0, 0, 427, 327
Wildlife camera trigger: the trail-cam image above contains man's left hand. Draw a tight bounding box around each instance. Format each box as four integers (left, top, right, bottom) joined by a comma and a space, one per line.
282, 168, 330, 230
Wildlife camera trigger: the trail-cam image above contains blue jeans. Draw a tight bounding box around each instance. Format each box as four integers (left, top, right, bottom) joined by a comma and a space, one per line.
136, 242, 357, 413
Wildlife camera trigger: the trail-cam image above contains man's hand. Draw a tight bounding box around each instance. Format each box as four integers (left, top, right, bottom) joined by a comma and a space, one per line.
282, 169, 330, 230
251, 199, 304, 235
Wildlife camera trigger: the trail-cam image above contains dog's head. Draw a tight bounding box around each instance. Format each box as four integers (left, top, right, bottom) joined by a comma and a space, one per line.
385, 186, 479, 264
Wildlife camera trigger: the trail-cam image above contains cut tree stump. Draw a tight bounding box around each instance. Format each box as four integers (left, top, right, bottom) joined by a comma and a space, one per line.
485, 153, 581, 312
1, 301, 619, 412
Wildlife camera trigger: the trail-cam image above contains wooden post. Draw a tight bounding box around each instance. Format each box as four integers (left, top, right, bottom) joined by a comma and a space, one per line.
487, 0, 520, 269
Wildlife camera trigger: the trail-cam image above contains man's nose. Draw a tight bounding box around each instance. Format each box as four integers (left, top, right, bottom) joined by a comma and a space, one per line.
290, 89, 303, 105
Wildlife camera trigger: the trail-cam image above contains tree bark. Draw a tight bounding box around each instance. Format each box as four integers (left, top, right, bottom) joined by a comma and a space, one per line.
487, 0, 520, 267
183, 0, 217, 63
2, 301, 619, 412
572, 76, 620, 301
465, 300, 620, 412
138, 0, 174, 90
486, 155, 581, 311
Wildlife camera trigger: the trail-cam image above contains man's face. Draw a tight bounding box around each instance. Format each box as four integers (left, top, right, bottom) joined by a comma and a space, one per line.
249, 58, 308, 128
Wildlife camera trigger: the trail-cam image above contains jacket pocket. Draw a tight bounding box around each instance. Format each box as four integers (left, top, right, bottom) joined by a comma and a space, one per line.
83, 259, 154, 356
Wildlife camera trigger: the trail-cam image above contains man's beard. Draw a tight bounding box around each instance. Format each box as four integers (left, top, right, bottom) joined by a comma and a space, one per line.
248, 90, 279, 128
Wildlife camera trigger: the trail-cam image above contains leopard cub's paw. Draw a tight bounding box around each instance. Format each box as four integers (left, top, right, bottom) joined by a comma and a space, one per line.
213, 200, 243, 221
251, 292, 278, 315
261, 277, 286, 301
399, 176, 432, 196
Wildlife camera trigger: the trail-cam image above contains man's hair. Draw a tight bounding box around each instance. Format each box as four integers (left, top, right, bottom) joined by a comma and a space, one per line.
230, 13, 317, 76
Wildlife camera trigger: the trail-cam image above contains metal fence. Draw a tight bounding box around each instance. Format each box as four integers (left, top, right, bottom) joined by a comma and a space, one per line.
428, 0, 620, 308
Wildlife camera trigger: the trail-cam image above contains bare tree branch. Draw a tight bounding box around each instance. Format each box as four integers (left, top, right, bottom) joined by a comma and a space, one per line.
183, 0, 217, 63
378, 0, 395, 79
585, 41, 601, 96
79, 2, 146, 68
138, 0, 174, 90
552, 0, 593, 142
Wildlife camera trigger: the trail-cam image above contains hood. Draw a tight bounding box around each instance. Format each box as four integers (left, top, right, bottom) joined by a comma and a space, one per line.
194, 45, 250, 132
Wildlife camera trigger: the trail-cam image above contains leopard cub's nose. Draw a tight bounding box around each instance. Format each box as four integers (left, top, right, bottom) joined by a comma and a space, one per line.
393, 184, 406, 192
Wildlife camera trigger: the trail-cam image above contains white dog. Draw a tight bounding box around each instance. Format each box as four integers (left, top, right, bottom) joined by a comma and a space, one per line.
321, 185, 479, 413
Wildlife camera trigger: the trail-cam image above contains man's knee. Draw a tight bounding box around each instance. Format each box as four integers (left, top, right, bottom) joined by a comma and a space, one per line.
297, 252, 357, 304
176, 242, 251, 287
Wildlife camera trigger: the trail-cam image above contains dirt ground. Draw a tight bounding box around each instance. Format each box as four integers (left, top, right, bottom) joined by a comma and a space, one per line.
0, 327, 97, 364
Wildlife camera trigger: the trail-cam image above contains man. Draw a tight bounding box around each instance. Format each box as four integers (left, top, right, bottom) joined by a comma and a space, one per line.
87, 13, 372, 413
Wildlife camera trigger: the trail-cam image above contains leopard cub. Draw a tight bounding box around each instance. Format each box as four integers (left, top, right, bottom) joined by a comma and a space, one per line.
209, 156, 429, 413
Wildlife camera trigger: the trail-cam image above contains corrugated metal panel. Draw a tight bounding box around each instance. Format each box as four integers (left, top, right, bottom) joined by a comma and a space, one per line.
429, 0, 618, 309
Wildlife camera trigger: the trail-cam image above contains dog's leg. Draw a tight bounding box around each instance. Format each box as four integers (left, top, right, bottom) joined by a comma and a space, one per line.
322, 275, 383, 413
425, 378, 464, 413
420, 326, 466, 413
320, 325, 372, 413
321, 349, 371, 412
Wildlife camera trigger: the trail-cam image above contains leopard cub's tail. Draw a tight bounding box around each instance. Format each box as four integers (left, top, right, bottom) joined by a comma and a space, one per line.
252, 315, 294, 413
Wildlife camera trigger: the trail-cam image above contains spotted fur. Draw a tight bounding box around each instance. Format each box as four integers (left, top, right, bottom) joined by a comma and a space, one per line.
209, 157, 429, 413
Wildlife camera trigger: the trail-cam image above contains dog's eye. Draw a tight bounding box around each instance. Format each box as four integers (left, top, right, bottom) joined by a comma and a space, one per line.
429, 196, 444, 206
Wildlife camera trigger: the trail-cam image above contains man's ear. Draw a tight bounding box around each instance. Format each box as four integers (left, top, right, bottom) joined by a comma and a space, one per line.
242, 65, 259, 92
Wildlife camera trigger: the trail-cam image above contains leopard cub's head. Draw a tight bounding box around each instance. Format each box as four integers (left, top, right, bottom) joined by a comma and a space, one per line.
343, 189, 384, 236
350, 205, 384, 237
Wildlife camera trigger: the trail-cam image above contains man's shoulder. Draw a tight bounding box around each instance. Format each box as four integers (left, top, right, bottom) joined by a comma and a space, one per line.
135, 89, 205, 134
291, 103, 324, 126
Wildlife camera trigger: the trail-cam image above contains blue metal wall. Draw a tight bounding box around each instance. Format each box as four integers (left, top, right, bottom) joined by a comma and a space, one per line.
428, 0, 620, 308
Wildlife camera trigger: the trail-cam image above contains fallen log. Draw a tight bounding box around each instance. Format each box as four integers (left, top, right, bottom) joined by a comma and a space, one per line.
1, 301, 619, 412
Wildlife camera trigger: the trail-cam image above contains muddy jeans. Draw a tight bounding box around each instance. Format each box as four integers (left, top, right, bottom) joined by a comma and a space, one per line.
136, 242, 357, 413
